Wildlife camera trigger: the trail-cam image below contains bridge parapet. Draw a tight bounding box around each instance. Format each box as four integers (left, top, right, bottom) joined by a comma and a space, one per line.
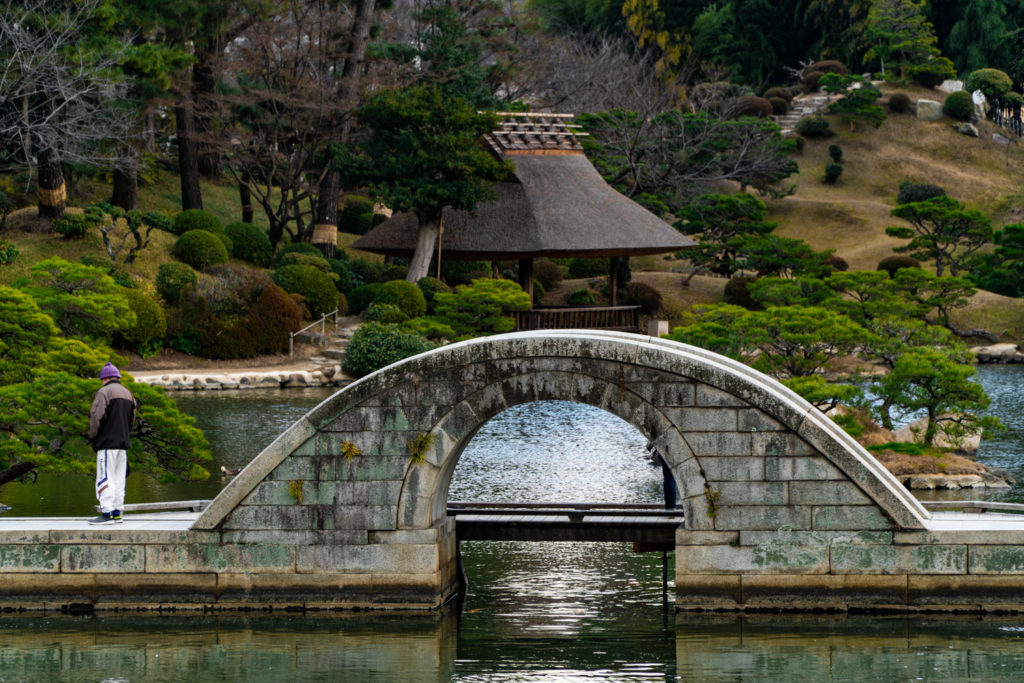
6, 331, 1024, 613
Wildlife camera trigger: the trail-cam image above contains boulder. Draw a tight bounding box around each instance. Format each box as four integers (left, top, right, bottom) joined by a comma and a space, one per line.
916, 99, 943, 121
954, 122, 979, 137
939, 80, 964, 93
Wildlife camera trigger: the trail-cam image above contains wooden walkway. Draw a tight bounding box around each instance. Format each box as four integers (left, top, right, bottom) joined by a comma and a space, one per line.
447, 502, 684, 543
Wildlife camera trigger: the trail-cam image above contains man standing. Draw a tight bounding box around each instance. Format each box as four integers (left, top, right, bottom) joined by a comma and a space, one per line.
88, 362, 137, 525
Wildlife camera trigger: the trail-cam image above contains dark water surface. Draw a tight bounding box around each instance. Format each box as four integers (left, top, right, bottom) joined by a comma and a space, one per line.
3, 368, 1024, 680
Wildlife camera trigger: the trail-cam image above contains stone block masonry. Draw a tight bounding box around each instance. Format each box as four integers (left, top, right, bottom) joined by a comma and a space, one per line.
5, 332, 1024, 613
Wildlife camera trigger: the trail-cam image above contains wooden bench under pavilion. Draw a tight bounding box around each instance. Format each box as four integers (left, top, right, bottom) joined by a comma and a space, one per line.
352, 112, 694, 332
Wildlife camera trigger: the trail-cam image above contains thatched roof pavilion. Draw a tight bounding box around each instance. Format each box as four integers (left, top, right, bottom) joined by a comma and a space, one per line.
352, 113, 694, 305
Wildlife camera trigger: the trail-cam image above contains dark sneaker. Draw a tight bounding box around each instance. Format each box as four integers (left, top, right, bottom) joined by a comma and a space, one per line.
112, 510, 123, 521
88, 513, 119, 525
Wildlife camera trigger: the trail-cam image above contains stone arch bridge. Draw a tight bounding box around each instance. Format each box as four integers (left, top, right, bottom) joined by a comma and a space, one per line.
4, 331, 1024, 612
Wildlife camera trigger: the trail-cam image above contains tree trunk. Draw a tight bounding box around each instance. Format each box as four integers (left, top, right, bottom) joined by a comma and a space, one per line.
313, 170, 340, 258
192, 54, 222, 181
36, 146, 66, 221
0, 461, 37, 487
406, 220, 440, 282
112, 164, 138, 210
239, 175, 253, 224
175, 102, 203, 210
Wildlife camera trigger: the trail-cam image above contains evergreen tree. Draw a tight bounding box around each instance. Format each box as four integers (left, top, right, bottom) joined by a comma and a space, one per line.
863, 0, 946, 78
946, 0, 1011, 74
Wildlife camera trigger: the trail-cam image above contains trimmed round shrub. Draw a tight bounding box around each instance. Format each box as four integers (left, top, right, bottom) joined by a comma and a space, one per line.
888, 93, 912, 113
802, 71, 824, 92
824, 162, 843, 184
327, 258, 357, 293
763, 86, 793, 102
810, 60, 848, 76
172, 209, 222, 236
532, 278, 546, 303
248, 284, 303, 354
347, 283, 383, 314
909, 60, 953, 88
723, 275, 762, 310
877, 255, 922, 277
117, 289, 166, 354
278, 251, 331, 272
735, 95, 772, 118
156, 263, 197, 304
349, 258, 389, 284
365, 302, 410, 323
1004, 92, 1024, 107
768, 97, 789, 115
828, 144, 843, 163
381, 264, 409, 282
215, 232, 232, 255
897, 182, 946, 205
568, 258, 607, 279
273, 241, 321, 266
373, 279, 427, 318
825, 255, 849, 272
793, 135, 806, 153
173, 229, 229, 269
357, 212, 387, 235
943, 90, 974, 121
966, 68, 1013, 101
623, 282, 662, 313
568, 288, 596, 305
342, 322, 435, 378
339, 195, 376, 234
533, 258, 564, 291
225, 221, 272, 266
194, 264, 273, 317
795, 115, 834, 138
272, 264, 339, 317
417, 276, 452, 314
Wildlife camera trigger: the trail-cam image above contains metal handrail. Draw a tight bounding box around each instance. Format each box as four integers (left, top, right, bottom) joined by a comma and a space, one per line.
289, 308, 339, 357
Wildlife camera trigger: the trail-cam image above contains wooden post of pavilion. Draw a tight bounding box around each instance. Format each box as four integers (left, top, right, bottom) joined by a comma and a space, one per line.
608, 257, 620, 307
518, 258, 535, 305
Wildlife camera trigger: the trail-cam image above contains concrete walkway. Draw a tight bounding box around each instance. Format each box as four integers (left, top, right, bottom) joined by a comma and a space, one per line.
0, 511, 199, 535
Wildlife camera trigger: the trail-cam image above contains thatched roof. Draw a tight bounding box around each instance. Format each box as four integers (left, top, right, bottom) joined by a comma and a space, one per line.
351, 114, 694, 261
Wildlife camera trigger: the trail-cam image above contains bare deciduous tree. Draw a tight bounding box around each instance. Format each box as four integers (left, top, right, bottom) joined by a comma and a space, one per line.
0, 0, 134, 222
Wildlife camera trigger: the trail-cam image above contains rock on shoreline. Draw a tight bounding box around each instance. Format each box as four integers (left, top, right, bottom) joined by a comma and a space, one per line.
972, 343, 1024, 363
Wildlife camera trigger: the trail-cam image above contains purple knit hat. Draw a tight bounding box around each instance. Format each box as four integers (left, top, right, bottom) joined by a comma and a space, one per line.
99, 362, 121, 380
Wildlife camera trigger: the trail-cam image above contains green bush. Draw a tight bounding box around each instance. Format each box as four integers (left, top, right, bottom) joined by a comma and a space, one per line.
225, 222, 272, 266
356, 212, 386, 236
141, 209, 173, 233
828, 144, 843, 163
215, 232, 233, 255
273, 241, 322, 266
51, 213, 95, 239
247, 284, 303, 354
896, 182, 946, 205
623, 281, 662, 313
877, 255, 922, 277
339, 195, 376, 234
810, 60, 848, 76
532, 278, 546, 303
943, 90, 974, 121
567, 289, 596, 305
373, 279, 427, 318
327, 258, 357, 293
272, 264, 339, 317
348, 283, 383, 314
278, 251, 332, 272
909, 57, 955, 89
117, 289, 166, 355
381, 263, 409, 282
0, 239, 18, 265
888, 93, 912, 113
824, 162, 843, 184
173, 229, 229, 269
156, 263, 197, 304
349, 258, 389, 284
365, 302, 410, 323
193, 264, 273, 317
441, 260, 490, 285
763, 86, 793, 102
433, 278, 531, 338
172, 209, 223, 236
966, 68, 1013, 101
342, 322, 435, 378
795, 115, 834, 138
568, 258, 607, 279
417, 276, 452, 314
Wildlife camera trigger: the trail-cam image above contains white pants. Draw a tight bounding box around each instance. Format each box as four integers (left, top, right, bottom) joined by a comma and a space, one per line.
95, 449, 127, 514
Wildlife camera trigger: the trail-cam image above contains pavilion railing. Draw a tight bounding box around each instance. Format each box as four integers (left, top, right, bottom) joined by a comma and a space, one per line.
514, 306, 641, 333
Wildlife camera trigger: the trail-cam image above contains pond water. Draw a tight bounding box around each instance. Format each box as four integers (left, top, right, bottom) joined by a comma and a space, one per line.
3, 366, 1024, 680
